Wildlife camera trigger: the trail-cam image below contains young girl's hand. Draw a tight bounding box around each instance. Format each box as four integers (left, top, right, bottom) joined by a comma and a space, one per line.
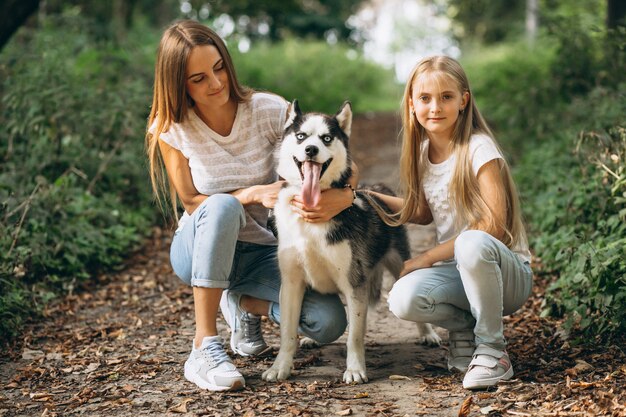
400, 254, 433, 277
291, 187, 354, 223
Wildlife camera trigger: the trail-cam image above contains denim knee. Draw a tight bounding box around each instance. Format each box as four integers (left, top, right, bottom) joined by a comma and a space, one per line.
388, 275, 432, 322
198, 193, 246, 227
455, 230, 498, 271
169, 193, 245, 287
301, 296, 347, 344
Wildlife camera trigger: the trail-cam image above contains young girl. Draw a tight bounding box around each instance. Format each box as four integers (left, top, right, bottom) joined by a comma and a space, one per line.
369, 56, 532, 390
145, 20, 356, 392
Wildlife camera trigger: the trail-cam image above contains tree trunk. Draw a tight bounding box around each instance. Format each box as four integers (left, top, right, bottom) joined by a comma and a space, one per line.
526, 0, 538, 45
607, 0, 626, 28
0, 0, 41, 51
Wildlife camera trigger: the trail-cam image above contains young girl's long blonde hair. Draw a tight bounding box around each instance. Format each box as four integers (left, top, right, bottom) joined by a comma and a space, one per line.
145, 20, 252, 215
386, 56, 526, 249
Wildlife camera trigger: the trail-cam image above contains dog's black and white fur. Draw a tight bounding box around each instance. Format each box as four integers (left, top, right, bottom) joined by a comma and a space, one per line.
262, 101, 440, 384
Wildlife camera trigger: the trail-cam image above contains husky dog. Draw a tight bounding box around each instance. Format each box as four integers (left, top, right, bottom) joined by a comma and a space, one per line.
262, 101, 440, 384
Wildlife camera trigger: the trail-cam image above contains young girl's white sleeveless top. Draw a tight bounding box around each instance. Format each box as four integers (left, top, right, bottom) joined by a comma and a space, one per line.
422, 134, 531, 263
152, 92, 288, 245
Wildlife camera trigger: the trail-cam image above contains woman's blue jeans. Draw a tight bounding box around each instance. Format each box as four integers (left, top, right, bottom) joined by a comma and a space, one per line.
169, 193, 347, 344
388, 230, 533, 350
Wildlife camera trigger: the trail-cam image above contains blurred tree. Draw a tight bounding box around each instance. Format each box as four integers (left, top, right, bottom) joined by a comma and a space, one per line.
526, 0, 538, 44
0, 0, 41, 51
607, 0, 626, 28
181, 0, 366, 42
40, 0, 180, 40
1, 0, 369, 50
446, 0, 623, 44
446, 0, 526, 44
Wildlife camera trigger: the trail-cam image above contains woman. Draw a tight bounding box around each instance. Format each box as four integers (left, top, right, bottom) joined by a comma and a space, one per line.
145, 20, 356, 391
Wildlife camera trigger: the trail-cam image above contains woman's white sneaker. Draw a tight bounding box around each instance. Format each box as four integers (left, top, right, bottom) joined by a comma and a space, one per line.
184, 336, 245, 391
462, 344, 514, 390
220, 290, 268, 356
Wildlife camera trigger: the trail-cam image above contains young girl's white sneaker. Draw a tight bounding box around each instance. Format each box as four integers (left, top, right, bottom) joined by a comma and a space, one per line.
184, 336, 245, 391
462, 344, 513, 390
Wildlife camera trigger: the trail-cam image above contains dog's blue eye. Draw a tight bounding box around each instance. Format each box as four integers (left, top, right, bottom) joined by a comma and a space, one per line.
296, 133, 306, 140
321, 135, 332, 143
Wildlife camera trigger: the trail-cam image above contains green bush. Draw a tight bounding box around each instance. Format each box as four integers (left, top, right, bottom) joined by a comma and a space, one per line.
231, 39, 402, 114
519, 87, 626, 341
0, 14, 156, 343
461, 40, 559, 159
463, 20, 626, 342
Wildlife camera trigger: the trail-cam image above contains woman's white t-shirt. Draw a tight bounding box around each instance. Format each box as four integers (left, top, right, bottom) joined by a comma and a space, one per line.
153, 92, 288, 245
422, 134, 531, 263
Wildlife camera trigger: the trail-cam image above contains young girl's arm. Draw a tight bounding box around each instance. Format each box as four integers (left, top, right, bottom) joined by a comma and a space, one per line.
367, 189, 433, 225
401, 159, 508, 276
472, 159, 508, 240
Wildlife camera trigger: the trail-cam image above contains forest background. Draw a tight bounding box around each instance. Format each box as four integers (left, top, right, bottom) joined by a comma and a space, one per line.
0, 0, 624, 350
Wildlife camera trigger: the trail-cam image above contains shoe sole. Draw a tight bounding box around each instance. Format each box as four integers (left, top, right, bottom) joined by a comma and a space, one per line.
230, 335, 268, 357
463, 366, 514, 390
184, 365, 245, 392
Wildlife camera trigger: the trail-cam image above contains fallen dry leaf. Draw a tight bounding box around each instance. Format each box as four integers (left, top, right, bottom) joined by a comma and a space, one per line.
170, 398, 194, 413
22, 349, 45, 360
458, 396, 472, 417
573, 359, 594, 373
389, 375, 411, 380
336, 408, 352, 416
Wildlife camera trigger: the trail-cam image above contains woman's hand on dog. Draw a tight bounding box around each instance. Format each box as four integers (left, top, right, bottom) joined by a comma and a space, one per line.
252, 181, 286, 208
291, 187, 354, 223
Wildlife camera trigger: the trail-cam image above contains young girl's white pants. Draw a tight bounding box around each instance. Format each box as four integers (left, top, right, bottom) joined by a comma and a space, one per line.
388, 230, 532, 350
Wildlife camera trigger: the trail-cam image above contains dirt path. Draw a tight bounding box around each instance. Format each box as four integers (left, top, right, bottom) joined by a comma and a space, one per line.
1, 113, 625, 417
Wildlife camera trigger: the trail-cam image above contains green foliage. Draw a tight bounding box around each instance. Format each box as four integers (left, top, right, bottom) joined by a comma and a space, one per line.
447, 0, 526, 44
0, 14, 156, 343
464, 17, 626, 341
231, 39, 402, 114
185, 0, 366, 42
461, 40, 558, 158
520, 88, 626, 341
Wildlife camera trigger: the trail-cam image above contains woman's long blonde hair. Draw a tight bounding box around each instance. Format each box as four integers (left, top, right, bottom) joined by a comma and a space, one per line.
386, 56, 525, 249
145, 20, 252, 216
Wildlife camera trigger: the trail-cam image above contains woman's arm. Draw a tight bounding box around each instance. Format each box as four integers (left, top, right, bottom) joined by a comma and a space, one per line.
159, 140, 207, 214
230, 181, 285, 209
290, 161, 360, 223
159, 140, 285, 215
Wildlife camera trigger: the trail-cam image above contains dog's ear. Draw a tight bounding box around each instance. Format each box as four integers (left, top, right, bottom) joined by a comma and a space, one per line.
284, 99, 302, 129
335, 101, 352, 137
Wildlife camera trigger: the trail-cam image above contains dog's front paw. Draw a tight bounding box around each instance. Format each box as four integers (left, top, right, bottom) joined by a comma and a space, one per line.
416, 332, 442, 346
299, 336, 321, 349
262, 362, 292, 382
343, 368, 368, 384
415, 323, 442, 346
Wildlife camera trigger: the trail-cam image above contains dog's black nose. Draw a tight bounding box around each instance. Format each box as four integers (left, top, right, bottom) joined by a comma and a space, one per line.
305, 145, 319, 157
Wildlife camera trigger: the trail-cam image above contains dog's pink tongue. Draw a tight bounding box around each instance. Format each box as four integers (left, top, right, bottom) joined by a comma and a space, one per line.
302, 161, 322, 207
